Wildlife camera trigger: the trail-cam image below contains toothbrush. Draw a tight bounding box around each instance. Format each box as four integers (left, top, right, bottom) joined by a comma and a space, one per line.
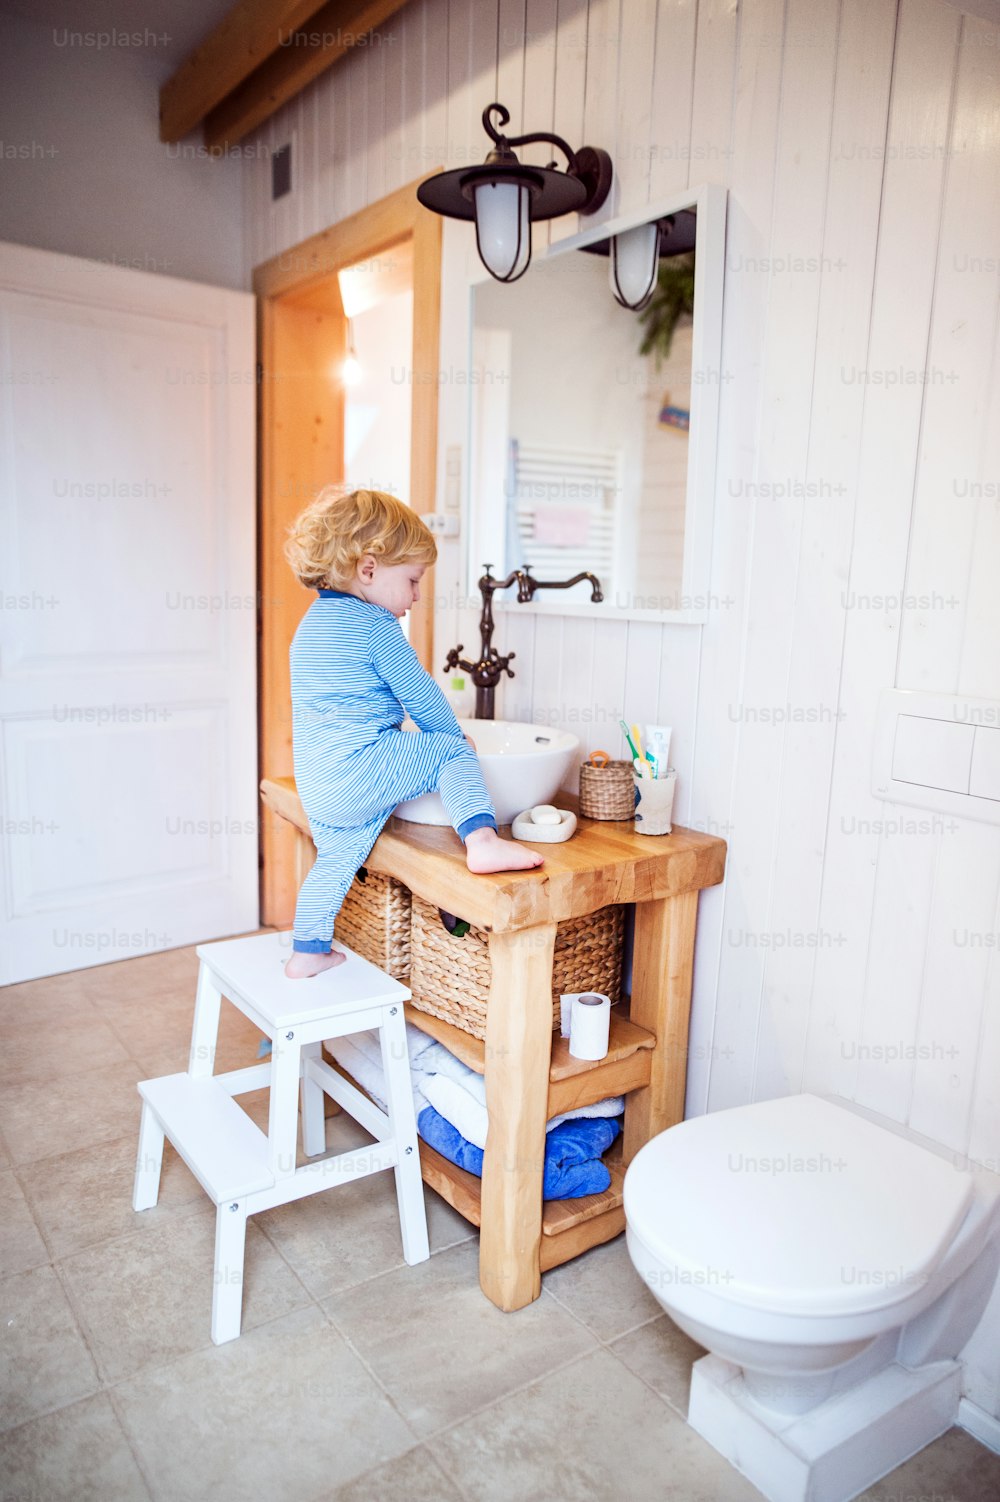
619, 718, 640, 760
631, 722, 655, 776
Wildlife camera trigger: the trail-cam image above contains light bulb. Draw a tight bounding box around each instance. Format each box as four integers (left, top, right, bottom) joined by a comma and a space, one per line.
474, 180, 531, 283
610, 221, 660, 310
341, 348, 362, 386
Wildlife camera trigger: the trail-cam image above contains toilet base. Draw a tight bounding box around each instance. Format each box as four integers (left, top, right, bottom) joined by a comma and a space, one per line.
688, 1353, 961, 1502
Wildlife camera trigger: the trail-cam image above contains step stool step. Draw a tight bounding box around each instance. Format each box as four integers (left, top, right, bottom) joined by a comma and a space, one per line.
195, 931, 410, 1032
139, 1073, 275, 1203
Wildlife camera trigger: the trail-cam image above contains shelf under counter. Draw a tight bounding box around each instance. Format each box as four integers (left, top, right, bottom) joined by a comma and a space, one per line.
403, 1003, 656, 1116
418, 1139, 626, 1273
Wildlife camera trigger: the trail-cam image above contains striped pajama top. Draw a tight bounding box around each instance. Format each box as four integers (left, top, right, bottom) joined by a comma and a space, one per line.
290, 588, 463, 774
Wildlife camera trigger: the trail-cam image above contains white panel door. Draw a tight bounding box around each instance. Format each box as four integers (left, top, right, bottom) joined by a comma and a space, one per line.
0, 241, 257, 983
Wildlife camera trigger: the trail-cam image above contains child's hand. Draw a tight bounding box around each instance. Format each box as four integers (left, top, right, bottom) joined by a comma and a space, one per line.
463, 732, 477, 752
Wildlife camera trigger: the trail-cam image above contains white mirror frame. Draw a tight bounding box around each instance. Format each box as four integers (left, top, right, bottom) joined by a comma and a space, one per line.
454, 182, 728, 626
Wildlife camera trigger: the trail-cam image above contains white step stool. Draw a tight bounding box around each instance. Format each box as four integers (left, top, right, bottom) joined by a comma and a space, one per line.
132, 931, 429, 1344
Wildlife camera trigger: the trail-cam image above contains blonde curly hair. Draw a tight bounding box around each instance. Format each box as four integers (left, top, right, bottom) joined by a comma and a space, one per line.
284, 486, 437, 590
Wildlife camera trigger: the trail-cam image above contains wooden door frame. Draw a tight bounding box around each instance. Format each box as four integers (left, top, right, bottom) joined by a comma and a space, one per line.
254, 178, 443, 927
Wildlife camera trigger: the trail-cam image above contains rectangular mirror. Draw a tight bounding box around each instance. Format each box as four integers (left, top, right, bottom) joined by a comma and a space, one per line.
464, 184, 726, 624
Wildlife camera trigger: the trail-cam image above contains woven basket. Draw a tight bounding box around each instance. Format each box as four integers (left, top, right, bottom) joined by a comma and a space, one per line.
579, 758, 636, 820
408, 894, 624, 1040
333, 867, 411, 981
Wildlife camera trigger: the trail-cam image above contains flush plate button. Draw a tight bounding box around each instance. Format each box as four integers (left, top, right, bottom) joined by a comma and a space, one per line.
970, 726, 1000, 801
873, 690, 1000, 826
891, 715, 974, 793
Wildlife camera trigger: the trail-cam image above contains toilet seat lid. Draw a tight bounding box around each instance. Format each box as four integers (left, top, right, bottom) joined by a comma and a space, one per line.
623, 1094, 974, 1316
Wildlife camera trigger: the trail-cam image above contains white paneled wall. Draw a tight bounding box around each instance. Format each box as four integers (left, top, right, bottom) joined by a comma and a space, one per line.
242, 1, 1000, 1179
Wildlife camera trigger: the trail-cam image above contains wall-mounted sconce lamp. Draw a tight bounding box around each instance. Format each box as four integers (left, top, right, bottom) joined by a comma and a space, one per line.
417, 103, 613, 284
582, 210, 698, 311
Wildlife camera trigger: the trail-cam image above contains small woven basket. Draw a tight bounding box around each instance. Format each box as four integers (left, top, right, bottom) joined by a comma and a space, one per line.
333, 867, 411, 981
408, 894, 624, 1040
578, 758, 636, 820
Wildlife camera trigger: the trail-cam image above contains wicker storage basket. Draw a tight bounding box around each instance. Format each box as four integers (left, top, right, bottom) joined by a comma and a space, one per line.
408, 894, 624, 1040
333, 867, 411, 981
578, 758, 636, 820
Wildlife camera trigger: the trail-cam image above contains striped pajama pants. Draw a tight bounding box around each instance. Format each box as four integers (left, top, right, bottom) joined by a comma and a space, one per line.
292, 728, 496, 953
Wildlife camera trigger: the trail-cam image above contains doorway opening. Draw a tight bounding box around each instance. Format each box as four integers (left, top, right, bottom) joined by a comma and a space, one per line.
254, 181, 442, 926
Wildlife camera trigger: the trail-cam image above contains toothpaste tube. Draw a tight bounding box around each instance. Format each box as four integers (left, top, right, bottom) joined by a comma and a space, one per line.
644, 724, 672, 779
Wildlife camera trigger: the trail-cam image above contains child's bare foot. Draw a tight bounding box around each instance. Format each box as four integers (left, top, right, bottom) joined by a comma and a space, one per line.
284, 948, 347, 979
465, 827, 544, 873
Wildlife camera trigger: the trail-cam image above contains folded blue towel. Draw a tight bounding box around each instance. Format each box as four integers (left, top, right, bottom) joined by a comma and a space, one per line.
417, 1106, 621, 1200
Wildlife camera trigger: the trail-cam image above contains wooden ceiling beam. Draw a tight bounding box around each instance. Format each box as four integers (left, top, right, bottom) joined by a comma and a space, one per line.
202, 0, 412, 152
160, 0, 329, 142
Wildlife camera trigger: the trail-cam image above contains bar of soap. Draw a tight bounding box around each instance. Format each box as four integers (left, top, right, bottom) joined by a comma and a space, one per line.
530, 804, 562, 825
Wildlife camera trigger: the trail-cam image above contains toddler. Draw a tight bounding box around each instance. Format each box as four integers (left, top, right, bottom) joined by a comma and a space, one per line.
283, 486, 544, 979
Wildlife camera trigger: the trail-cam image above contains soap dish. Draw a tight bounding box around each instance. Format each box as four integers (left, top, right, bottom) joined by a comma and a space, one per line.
511, 808, 578, 843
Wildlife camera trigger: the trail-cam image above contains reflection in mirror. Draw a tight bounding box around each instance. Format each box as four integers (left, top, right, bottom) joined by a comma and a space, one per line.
469, 223, 695, 612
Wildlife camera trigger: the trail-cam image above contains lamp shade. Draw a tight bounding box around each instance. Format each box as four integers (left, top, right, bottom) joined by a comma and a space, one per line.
473, 180, 532, 283
609, 221, 660, 310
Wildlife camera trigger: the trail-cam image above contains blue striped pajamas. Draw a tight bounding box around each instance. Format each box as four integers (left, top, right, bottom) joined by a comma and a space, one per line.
290, 589, 496, 953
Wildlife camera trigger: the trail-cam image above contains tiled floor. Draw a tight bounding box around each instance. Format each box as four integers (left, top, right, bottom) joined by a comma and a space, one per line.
3, 944, 1000, 1502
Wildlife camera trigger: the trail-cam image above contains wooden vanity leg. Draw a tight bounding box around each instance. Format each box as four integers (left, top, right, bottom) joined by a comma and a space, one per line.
480, 922, 557, 1312
623, 891, 698, 1164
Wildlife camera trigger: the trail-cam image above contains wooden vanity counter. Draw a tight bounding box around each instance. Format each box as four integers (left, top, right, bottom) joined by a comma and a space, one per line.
260, 776, 726, 1312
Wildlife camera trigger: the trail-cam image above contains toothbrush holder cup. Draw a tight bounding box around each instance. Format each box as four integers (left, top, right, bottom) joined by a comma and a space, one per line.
632, 768, 677, 835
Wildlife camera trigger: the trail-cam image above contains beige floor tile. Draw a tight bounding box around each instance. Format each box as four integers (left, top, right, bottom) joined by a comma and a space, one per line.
80, 946, 202, 1007
0, 1170, 49, 1277
0, 1004, 129, 1086
609, 1314, 706, 1415
0, 969, 95, 1020
323, 1445, 466, 1502
115, 1304, 414, 1502
124, 1006, 265, 1080
324, 1240, 596, 1437
256, 1118, 475, 1299
436, 1345, 761, 1502
0, 1059, 145, 1166
858, 1421, 1000, 1500
23, 1134, 207, 1261
0, 1264, 99, 1432
60, 1210, 309, 1384
542, 1235, 662, 1341
0, 1392, 151, 1502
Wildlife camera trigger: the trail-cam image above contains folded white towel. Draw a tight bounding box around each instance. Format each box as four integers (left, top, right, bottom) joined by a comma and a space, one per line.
326, 1025, 623, 1149
423, 1072, 489, 1148
326, 1033, 429, 1119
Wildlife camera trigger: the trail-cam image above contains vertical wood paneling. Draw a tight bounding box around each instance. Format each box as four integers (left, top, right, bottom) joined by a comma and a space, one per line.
801, 0, 961, 1103
688, 0, 789, 1113
612, 0, 657, 214
896, 12, 1000, 694
760, 0, 897, 1106
548, 0, 589, 245
421, 0, 450, 169
496, 0, 527, 127
647, 0, 699, 202
909, 826, 1000, 1149
715, 0, 841, 1108
241, 0, 1000, 1200
579, 0, 622, 229
687, 0, 739, 191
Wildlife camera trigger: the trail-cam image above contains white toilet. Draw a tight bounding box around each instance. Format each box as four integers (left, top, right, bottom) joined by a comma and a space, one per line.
623, 1092, 1000, 1502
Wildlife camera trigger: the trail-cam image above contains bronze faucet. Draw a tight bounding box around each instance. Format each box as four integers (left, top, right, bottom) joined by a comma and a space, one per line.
444, 564, 603, 720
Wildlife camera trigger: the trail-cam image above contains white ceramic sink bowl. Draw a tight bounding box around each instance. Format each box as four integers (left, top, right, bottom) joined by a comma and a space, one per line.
394, 719, 580, 826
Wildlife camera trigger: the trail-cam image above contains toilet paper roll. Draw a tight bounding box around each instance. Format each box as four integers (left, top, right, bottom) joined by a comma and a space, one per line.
568, 991, 612, 1061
